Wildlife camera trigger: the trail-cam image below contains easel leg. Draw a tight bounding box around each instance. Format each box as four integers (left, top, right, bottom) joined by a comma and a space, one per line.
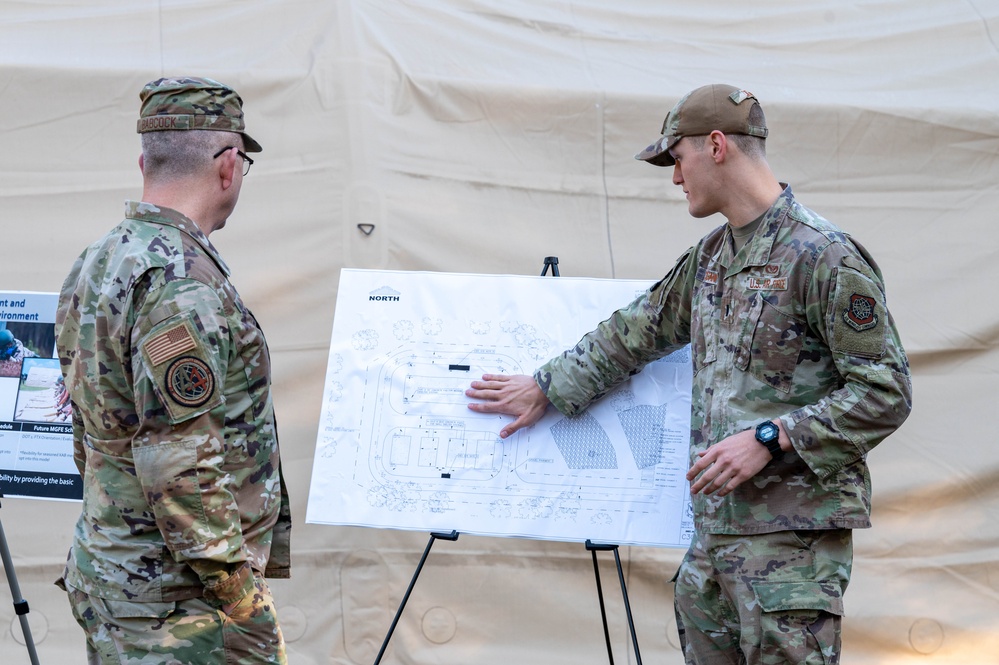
372, 530, 459, 665
588, 545, 615, 665
0, 498, 41, 665
613, 546, 643, 665
586, 540, 643, 665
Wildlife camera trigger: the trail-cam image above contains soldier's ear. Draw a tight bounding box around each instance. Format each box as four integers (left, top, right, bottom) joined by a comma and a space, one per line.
708, 131, 727, 163
217, 148, 238, 191
138, 154, 145, 175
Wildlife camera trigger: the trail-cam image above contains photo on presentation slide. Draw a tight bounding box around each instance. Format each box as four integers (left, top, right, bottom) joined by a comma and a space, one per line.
1, 321, 68, 423
0, 320, 55, 378
14, 357, 72, 424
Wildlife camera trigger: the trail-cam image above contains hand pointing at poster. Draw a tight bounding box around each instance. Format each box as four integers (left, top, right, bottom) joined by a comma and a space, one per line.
465, 373, 550, 439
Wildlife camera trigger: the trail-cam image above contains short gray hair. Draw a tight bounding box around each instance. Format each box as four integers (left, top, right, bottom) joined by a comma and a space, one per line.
141, 130, 241, 181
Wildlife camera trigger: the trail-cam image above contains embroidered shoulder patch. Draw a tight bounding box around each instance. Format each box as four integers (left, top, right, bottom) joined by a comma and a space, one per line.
165, 356, 215, 408
844, 294, 878, 331
831, 267, 886, 358
145, 322, 197, 366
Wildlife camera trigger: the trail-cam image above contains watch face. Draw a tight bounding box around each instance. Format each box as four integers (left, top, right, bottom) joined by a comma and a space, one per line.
757, 422, 778, 441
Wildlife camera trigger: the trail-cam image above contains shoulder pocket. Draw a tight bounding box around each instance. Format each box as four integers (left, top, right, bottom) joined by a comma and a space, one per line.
138, 312, 224, 424
830, 262, 887, 359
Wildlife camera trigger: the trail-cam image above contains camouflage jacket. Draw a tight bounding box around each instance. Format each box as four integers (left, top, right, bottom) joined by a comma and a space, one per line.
536, 186, 912, 534
56, 201, 291, 605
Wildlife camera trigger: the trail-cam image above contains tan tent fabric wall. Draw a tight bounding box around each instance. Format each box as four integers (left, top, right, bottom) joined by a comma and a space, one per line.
1, 1, 997, 662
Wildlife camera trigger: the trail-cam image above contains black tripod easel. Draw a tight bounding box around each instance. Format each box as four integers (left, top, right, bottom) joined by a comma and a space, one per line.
585, 540, 643, 665
370, 531, 643, 665
372, 530, 459, 665
370, 257, 643, 665
543, 257, 642, 665
0, 494, 41, 665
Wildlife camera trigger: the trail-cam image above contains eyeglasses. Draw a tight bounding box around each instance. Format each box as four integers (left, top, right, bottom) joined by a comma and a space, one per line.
212, 146, 254, 176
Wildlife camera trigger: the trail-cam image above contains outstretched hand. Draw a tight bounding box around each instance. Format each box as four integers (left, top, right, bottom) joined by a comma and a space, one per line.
465, 373, 551, 439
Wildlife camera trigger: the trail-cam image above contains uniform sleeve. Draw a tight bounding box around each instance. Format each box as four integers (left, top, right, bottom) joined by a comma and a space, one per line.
264, 463, 293, 579
56, 256, 88, 478
70, 401, 86, 476
537, 248, 696, 416
129, 278, 253, 606
780, 240, 913, 479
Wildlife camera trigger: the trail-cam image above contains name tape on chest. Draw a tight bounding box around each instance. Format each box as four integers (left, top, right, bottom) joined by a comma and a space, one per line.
747, 276, 788, 291
700, 264, 787, 291
747, 264, 786, 290
697, 268, 719, 285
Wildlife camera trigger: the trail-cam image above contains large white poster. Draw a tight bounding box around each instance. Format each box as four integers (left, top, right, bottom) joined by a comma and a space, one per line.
0, 291, 80, 501
306, 270, 694, 548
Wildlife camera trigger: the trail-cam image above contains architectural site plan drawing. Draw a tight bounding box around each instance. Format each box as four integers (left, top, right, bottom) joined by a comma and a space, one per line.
306, 269, 694, 548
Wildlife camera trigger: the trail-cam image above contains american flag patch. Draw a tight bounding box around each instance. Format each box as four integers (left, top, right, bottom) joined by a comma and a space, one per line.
145, 323, 197, 366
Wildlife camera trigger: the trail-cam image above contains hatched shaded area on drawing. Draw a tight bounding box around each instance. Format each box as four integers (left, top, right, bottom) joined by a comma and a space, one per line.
618, 403, 669, 469
550, 412, 617, 469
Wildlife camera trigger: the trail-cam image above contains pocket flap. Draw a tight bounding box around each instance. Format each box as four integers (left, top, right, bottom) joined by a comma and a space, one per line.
102, 598, 177, 619
753, 580, 844, 616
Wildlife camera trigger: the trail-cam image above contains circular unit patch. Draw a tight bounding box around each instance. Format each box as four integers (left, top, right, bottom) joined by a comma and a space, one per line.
165, 356, 215, 408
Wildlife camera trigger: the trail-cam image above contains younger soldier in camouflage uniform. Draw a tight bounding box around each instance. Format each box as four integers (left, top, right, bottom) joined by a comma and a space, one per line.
56, 77, 292, 664
466, 84, 912, 664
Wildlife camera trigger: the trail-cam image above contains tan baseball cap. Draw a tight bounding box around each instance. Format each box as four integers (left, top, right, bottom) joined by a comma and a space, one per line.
137, 76, 262, 153
635, 84, 767, 167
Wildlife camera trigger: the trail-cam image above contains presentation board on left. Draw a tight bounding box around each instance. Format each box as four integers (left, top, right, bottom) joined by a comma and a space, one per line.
0, 291, 80, 501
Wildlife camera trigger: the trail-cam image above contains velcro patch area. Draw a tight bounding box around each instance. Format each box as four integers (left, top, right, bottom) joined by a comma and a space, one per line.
139, 313, 224, 424
831, 266, 886, 358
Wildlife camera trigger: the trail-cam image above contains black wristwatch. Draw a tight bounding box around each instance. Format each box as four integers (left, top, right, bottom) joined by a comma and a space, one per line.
755, 421, 782, 460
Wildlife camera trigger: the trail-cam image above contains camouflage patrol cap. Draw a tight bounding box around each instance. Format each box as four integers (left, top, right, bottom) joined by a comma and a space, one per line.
137, 76, 262, 152
635, 83, 767, 167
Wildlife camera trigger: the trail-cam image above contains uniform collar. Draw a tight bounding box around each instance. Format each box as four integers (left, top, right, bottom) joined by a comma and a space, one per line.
721, 184, 794, 274
124, 200, 231, 277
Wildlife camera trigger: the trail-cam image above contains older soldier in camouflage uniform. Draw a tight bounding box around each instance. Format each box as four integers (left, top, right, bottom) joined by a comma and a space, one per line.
466, 84, 911, 664
56, 77, 292, 664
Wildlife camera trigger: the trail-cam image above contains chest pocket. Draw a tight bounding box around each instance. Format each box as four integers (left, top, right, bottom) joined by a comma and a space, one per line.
690, 280, 719, 375
747, 296, 805, 394
692, 278, 770, 378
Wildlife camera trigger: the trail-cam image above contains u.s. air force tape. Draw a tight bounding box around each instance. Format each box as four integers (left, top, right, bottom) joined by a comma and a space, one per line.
164, 355, 216, 408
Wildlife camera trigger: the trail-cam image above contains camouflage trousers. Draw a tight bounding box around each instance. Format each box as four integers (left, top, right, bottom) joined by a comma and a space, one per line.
672, 529, 852, 665
65, 572, 286, 665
